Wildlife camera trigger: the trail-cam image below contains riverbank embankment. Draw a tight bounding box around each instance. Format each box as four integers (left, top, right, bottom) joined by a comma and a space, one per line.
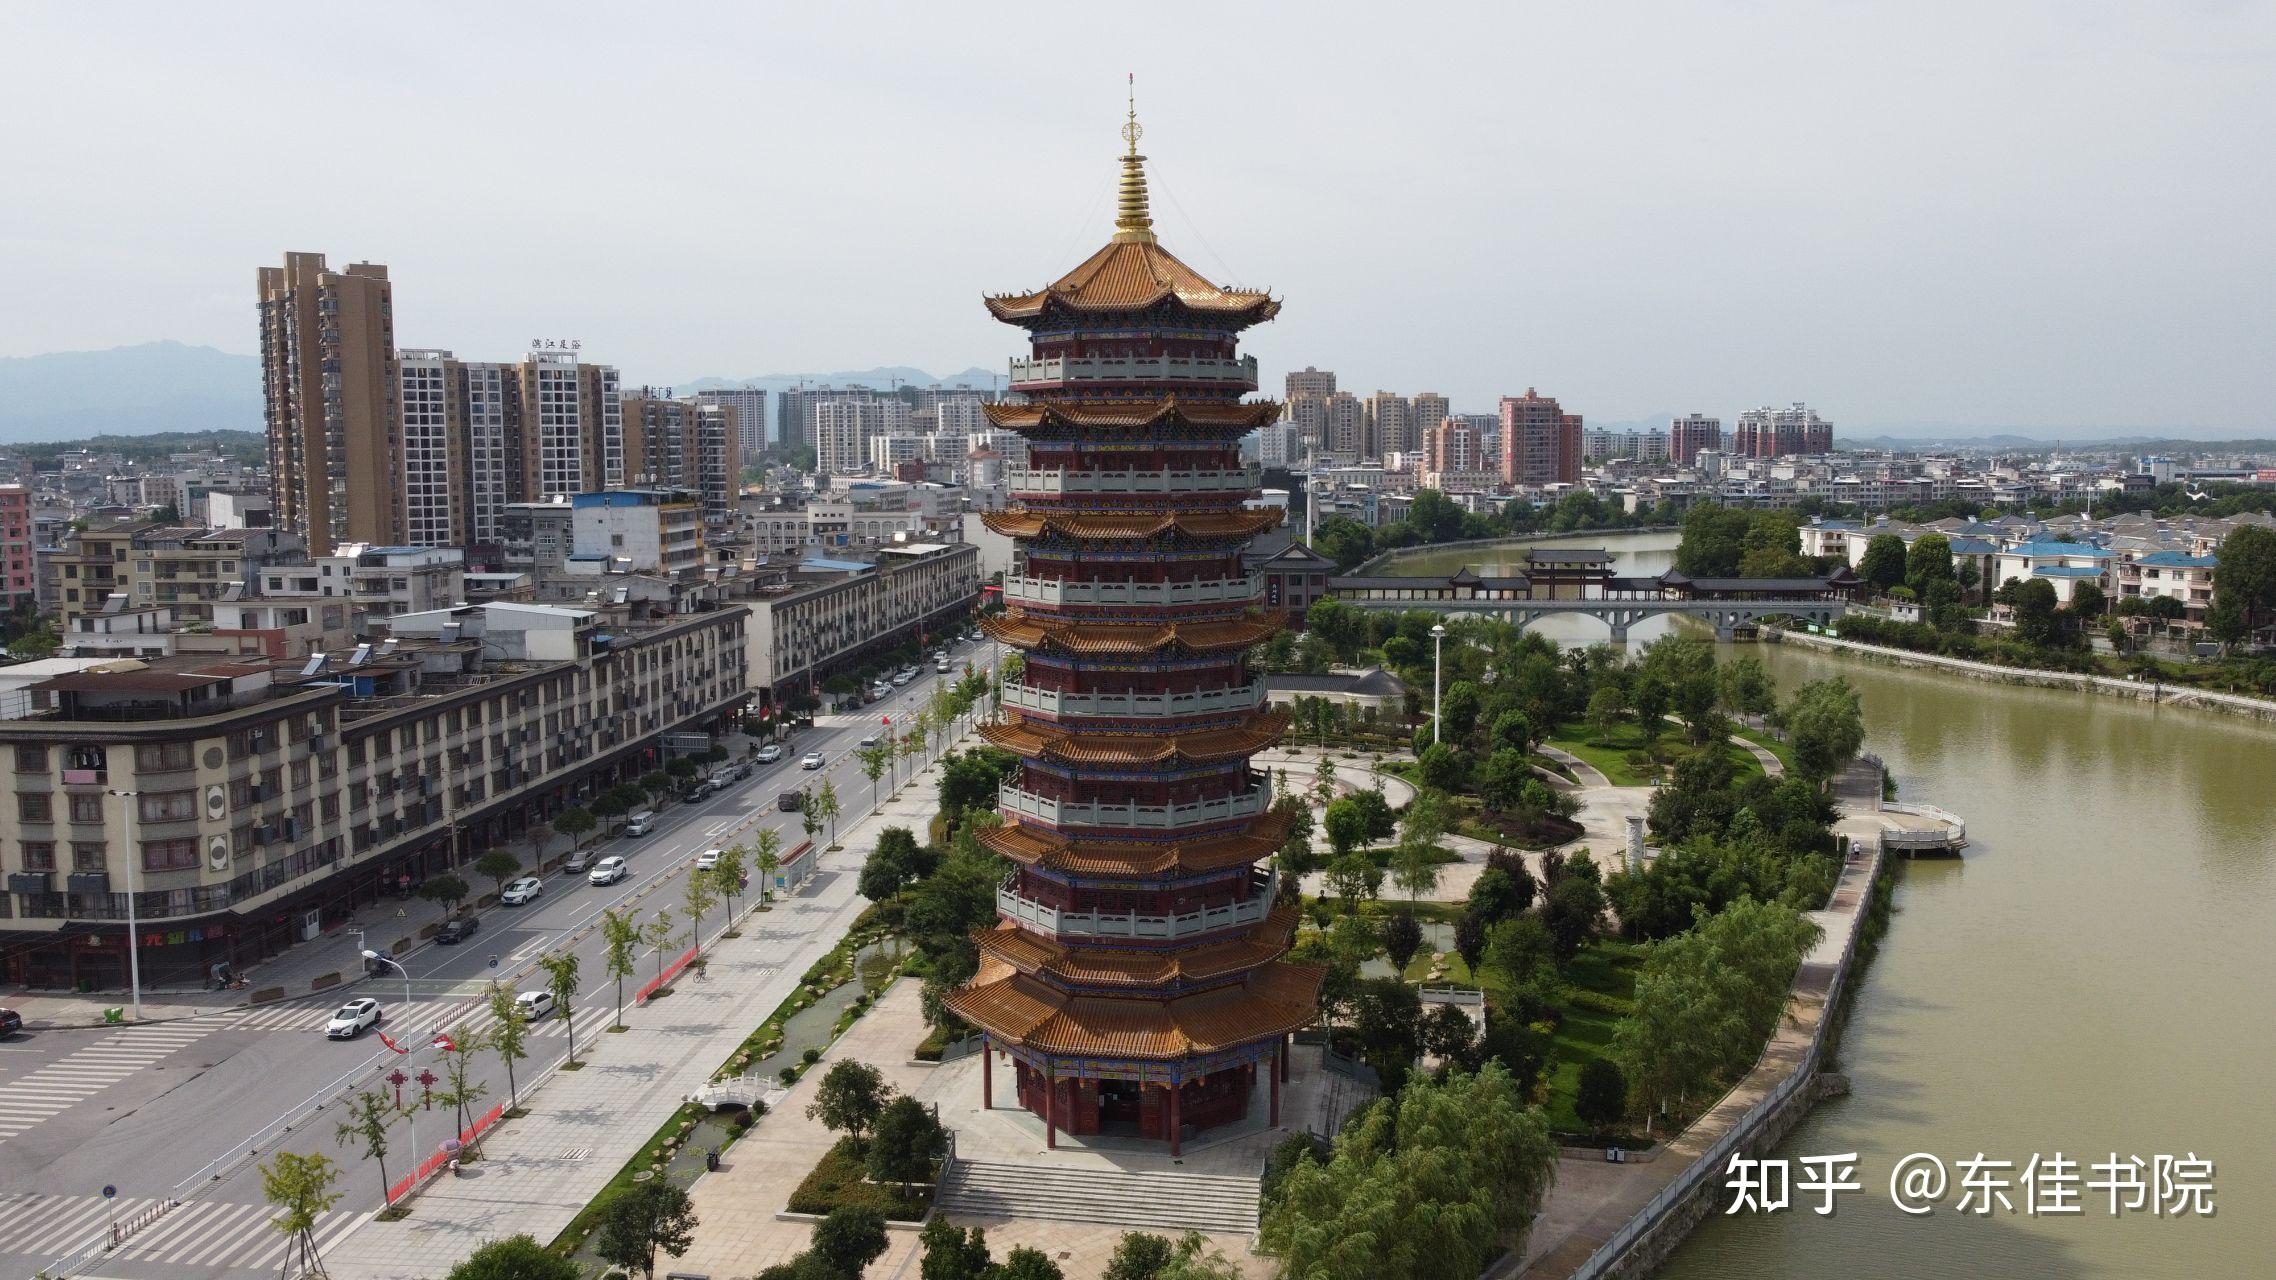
1767, 627, 2276, 724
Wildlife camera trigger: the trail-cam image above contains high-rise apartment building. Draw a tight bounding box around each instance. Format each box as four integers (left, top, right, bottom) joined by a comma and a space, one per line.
258, 252, 400, 555
696, 388, 770, 460
623, 390, 742, 531
1323, 390, 1367, 457
777, 385, 905, 454
1733, 403, 1833, 458
519, 350, 624, 499
1284, 365, 1336, 399
1498, 388, 1582, 487
1411, 391, 1450, 440
1669, 413, 1723, 466
388, 349, 625, 549
1426, 418, 1482, 474
1366, 391, 1414, 457
1283, 394, 1328, 458
0, 485, 34, 609
814, 396, 912, 475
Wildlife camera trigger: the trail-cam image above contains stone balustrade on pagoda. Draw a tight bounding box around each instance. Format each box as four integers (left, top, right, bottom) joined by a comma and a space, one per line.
946, 100, 1321, 1156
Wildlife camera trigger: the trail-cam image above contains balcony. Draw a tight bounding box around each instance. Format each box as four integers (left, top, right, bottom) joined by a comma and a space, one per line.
996, 870, 1277, 941
1002, 680, 1265, 719
996, 780, 1269, 830
1008, 353, 1258, 392
1005, 464, 1262, 497
1002, 573, 1261, 610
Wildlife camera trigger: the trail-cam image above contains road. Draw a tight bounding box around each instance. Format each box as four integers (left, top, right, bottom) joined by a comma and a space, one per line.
0, 638, 994, 1280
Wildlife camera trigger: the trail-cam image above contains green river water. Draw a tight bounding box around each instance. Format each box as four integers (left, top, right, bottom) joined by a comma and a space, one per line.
1382, 533, 2270, 1278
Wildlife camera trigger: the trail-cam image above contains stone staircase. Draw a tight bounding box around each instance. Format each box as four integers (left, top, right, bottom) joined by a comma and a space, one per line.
935, 1159, 1261, 1235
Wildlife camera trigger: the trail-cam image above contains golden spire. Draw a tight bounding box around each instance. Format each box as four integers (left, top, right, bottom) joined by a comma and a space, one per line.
1114, 74, 1156, 245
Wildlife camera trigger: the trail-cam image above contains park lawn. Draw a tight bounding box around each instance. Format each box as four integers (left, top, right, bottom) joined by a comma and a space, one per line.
1536, 940, 1645, 1134
1403, 947, 1476, 986
1545, 720, 1662, 787
1734, 726, 1797, 774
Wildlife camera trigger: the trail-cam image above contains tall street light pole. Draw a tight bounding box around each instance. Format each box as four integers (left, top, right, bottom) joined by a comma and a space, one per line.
364, 950, 418, 1173
105, 788, 144, 1020
1430, 624, 1447, 744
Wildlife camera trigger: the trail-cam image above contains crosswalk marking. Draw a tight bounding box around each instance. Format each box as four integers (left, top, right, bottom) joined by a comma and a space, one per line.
219, 997, 576, 1040
0, 1193, 369, 1272
0, 1024, 218, 1142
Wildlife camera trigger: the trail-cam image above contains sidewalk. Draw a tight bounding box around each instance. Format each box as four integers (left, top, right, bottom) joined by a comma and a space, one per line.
320, 735, 971, 1280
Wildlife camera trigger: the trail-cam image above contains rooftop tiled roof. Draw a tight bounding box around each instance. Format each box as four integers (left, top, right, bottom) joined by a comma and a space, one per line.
944, 959, 1324, 1061
979, 613, 1279, 656
978, 813, 1289, 877
980, 508, 1282, 542
981, 397, 1283, 434
983, 239, 1280, 322
974, 907, 1299, 989
979, 711, 1287, 766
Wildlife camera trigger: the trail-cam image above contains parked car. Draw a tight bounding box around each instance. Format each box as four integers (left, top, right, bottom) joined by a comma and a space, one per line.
868, 682, 892, 700
500, 876, 544, 905
755, 744, 784, 764
625, 811, 658, 836
731, 762, 754, 781
562, 849, 596, 874
326, 998, 383, 1040
513, 990, 557, 1022
435, 915, 479, 944
892, 670, 914, 686
0, 1008, 22, 1038
695, 848, 724, 871
801, 752, 825, 770
935, 659, 953, 674
589, 855, 629, 885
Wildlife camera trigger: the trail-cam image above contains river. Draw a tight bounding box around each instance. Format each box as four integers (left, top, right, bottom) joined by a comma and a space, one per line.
1379, 533, 2271, 1278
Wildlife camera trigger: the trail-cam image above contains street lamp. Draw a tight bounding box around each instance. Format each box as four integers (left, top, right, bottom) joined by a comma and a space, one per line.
105, 788, 145, 1020
363, 949, 418, 1173
1430, 624, 1448, 744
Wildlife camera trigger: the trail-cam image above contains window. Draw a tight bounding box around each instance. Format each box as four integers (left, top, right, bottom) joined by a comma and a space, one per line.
68, 793, 105, 824
72, 842, 106, 872
18, 793, 51, 823
14, 746, 45, 773
21, 842, 54, 871
138, 791, 196, 823
142, 839, 198, 872
134, 742, 195, 772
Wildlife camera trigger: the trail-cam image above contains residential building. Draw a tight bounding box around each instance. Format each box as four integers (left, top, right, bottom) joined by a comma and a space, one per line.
695, 387, 770, 459
0, 601, 748, 988
1499, 388, 1582, 487
814, 396, 912, 476
0, 485, 33, 609
50, 522, 302, 626
742, 542, 980, 702
1323, 390, 1367, 457
1366, 392, 1414, 457
1284, 366, 1336, 399
622, 390, 741, 532
258, 252, 399, 554
569, 491, 705, 579
1733, 402, 1834, 458
2121, 550, 2217, 617
1670, 413, 1722, 464
1410, 391, 1450, 442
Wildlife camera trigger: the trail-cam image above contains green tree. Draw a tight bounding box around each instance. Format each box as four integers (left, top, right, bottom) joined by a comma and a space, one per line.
2068, 580, 2108, 621
1489, 708, 1535, 754
595, 1178, 697, 1280
994, 1247, 1066, 1280
1416, 741, 1467, 792
1585, 685, 1628, 744
683, 860, 718, 955
1905, 533, 1955, 593
1350, 977, 1424, 1091
2013, 576, 2062, 647
554, 805, 597, 847
473, 848, 522, 899
858, 740, 894, 813
436, 1021, 490, 1148
260, 1150, 344, 1278
866, 1094, 949, 1194
1543, 867, 1606, 961
711, 843, 748, 923
485, 981, 532, 1111
815, 778, 842, 846
1676, 503, 1751, 577
1716, 656, 1777, 717
1484, 914, 1554, 989
1392, 789, 1451, 901
753, 827, 783, 906
1630, 673, 1671, 740
920, 1218, 994, 1280
1322, 796, 1368, 861
333, 1089, 402, 1203
538, 950, 582, 1066
602, 908, 640, 1028
810, 1205, 889, 1278
1784, 677, 1866, 784
1325, 851, 1383, 909
1103, 1232, 1175, 1280
807, 1059, 893, 1150
416, 873, 471, 915
1382, 909, 1423, 974
591, 788, 633, 832
1859, 534, 1909, 593
643, 909, 677, 985
447, 1234, 582, 1280
2215, 524, 2276, 633
1575, 1057, 1629, 1135
1478, 748, 1534, 812
1439, 679, 1484, 743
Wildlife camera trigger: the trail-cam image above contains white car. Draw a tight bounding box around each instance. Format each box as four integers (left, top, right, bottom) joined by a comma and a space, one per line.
801, 751, 826, 769
756, 744, 784, 764
695, 848, 724, 871
858, 732, 881, 748
500, 876, 543, 905
892, 670, 914, 686
513, 990, 557, 1022
588, 856, 629, 885
326, 998, 382, 1040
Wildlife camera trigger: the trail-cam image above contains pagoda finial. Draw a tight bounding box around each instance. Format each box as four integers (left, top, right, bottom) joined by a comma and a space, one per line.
1114, 74, 1156, 245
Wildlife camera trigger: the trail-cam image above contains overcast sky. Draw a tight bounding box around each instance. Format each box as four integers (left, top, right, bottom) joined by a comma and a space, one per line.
3, 1, 2271, 434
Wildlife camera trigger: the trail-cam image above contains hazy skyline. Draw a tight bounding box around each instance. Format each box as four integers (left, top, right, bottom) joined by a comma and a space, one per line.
4, 1, 2272, 435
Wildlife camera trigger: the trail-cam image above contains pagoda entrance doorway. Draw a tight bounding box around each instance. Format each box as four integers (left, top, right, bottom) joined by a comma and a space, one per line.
1098, 1078, 1145, 1132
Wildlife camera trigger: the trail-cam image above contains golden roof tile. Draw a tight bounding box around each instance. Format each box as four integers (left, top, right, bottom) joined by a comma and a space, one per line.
944, 961, 1325, 1060
983, 240, 1280, 323
977, 811, 1292, 876
975, 908, 1300, 987
978, 613, 1280, 656
980, 398, 1283, 433
977, 711, 1288, 766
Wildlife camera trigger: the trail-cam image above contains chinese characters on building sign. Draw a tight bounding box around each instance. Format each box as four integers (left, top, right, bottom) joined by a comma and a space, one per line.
530, 339, 583, 351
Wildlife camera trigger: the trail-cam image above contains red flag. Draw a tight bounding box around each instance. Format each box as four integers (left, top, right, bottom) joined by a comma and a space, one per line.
432, 1032, 457, 1052
375, 1030, 407, 1054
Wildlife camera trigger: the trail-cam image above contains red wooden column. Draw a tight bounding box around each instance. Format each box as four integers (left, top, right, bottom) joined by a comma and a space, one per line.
1280, 1033, 1291, 1082
1168, 1082, 1183, 1158
1045, 1064, 1057, 1149
1269, 1046, 1282, 1126
981, 1044, 993, 1109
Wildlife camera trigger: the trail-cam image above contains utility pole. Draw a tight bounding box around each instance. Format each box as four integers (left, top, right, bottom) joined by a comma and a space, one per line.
105, 788, 144, 1019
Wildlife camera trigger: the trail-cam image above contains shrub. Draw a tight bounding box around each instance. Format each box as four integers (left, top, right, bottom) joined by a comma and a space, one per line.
786, 1136, 931, 1220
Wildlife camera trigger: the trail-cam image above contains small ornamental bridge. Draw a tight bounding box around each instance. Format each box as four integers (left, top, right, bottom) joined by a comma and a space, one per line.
1328, 556, 1863, 643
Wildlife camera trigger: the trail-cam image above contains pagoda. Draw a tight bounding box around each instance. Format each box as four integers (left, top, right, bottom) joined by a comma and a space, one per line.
947, 95, 1322, 1155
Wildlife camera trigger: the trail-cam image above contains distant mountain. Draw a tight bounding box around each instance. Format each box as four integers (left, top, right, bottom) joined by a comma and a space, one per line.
0, 341, 261, 443
675, 365, 1004, 397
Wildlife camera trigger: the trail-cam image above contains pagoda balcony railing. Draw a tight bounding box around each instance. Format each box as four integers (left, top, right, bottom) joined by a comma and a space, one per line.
1003, 572, 1262, 610
1002, 679, 1265, 719
1007, 354, 1258, 391
997, 780, 1270, 830
997, 869, 1277, 941
1005, 464, 1262, 496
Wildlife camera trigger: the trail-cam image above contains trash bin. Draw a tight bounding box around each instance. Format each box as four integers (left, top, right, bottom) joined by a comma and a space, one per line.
104, 1007, 125, 1024
78, 977, 96, 994
705, 1149, 720, 1172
